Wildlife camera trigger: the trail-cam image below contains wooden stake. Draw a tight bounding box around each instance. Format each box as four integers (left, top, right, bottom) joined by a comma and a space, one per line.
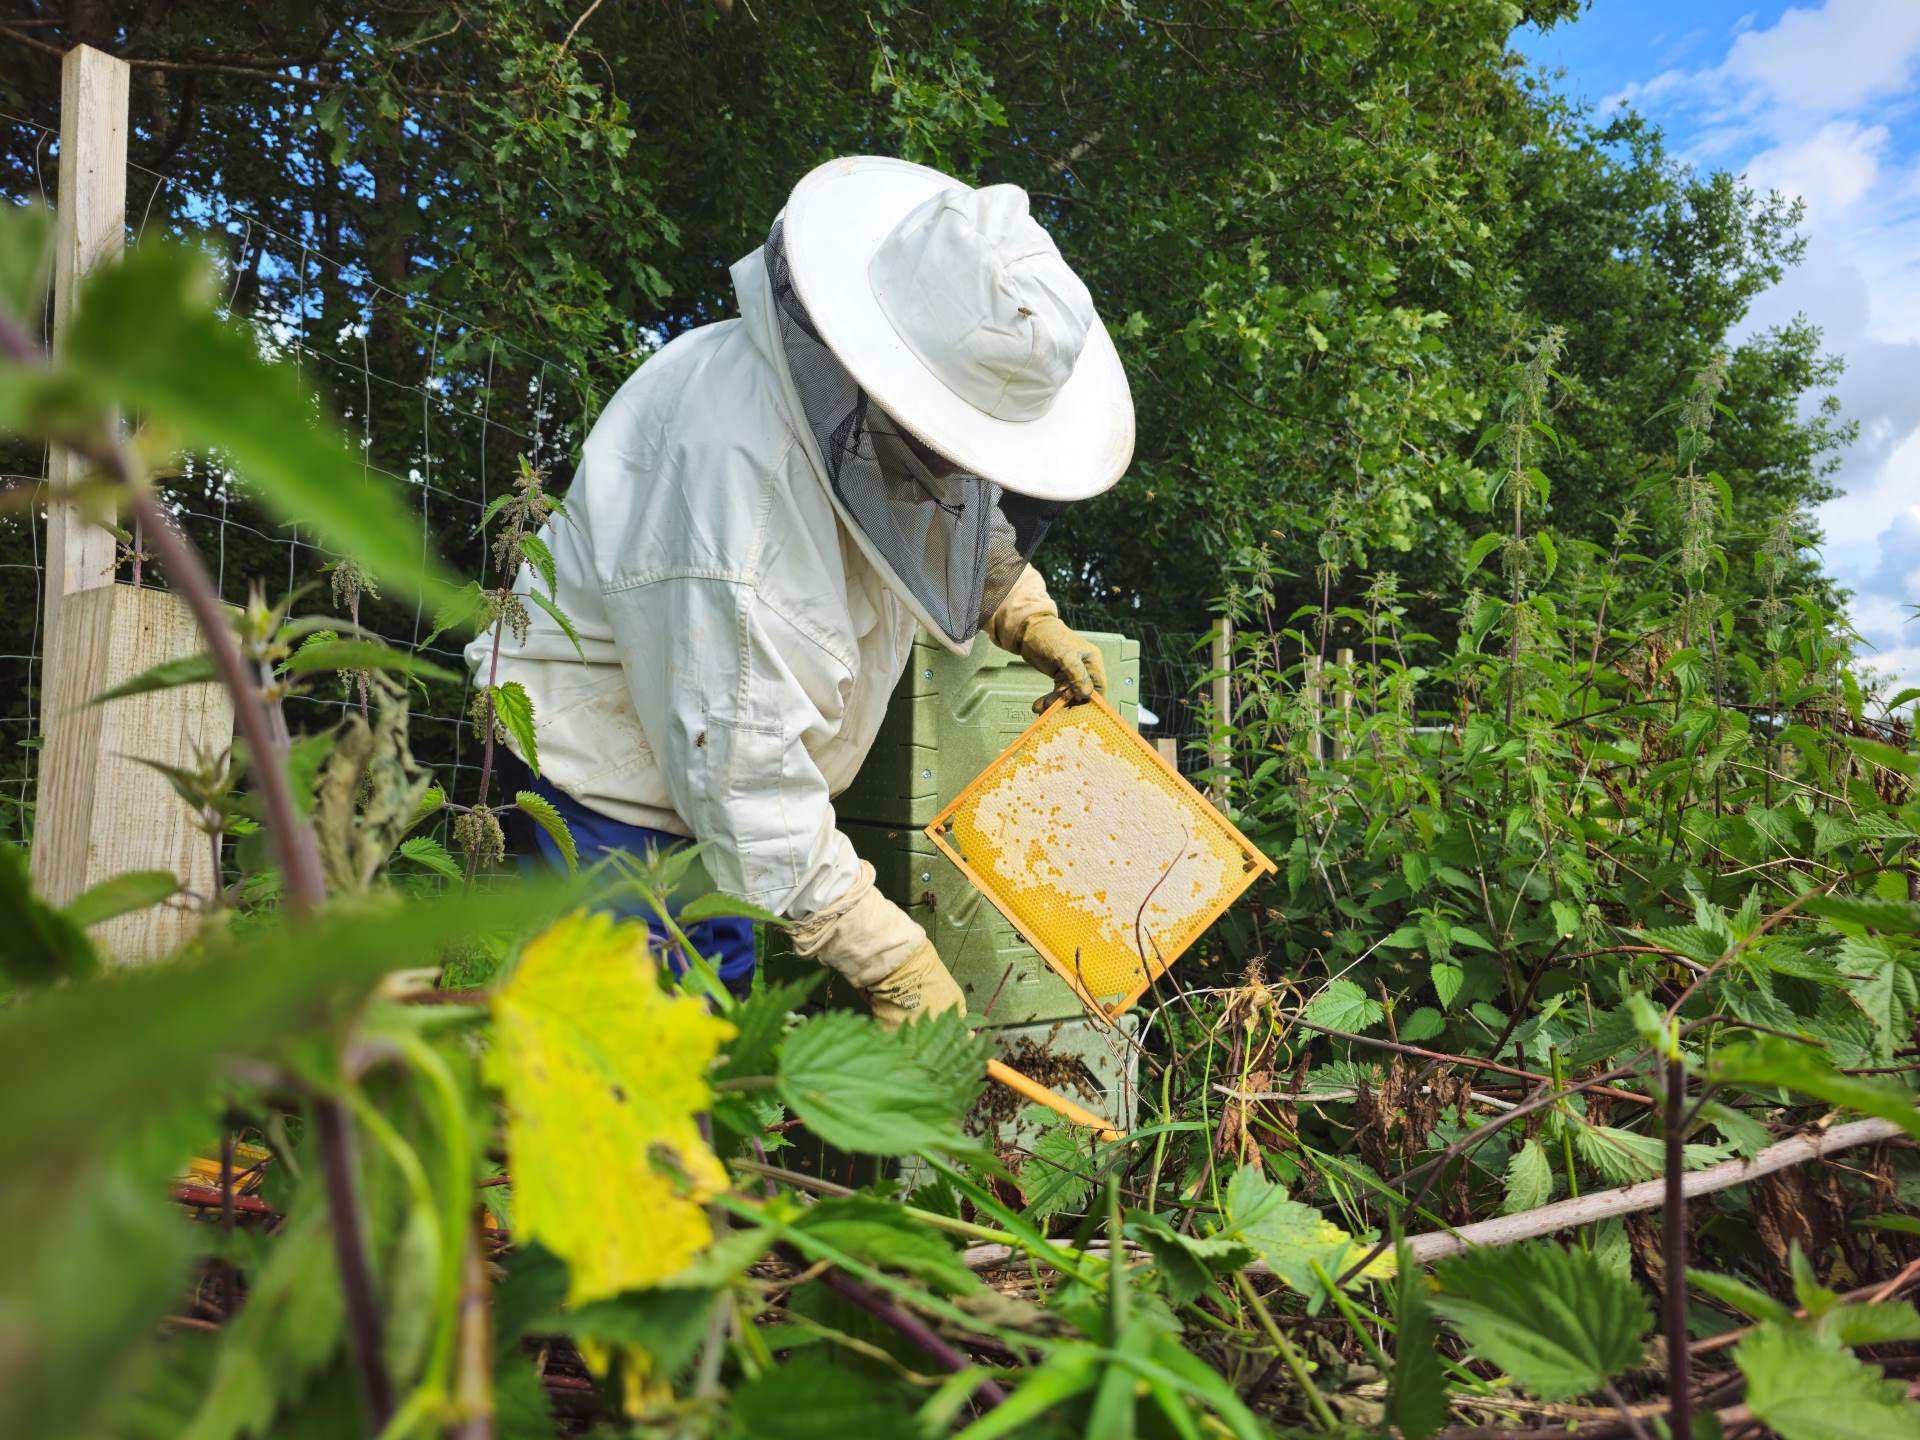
30, 46, 234, 961
42, 44, 125, 631
1334, 646, 1354, 762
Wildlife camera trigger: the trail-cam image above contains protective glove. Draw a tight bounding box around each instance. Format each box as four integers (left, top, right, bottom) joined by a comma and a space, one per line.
788, 860, 967, 1031
1019, 615, 1108, 713
860, 937, 967, 1032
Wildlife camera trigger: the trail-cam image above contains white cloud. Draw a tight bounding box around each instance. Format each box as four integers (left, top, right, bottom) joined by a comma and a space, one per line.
1744, 120, 1888, 220
1722, 0, 1920, 113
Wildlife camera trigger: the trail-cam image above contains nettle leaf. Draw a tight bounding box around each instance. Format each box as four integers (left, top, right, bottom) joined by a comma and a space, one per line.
678, 892, 786, 926
775, 1008, 987, 1158
513, 791, 577, 875
420, 579, 485, 649
281, 638, 460, 683
1430, 1242, 1650, 1402
1221, 1164, 1392, 1295
1572, 1122, 1726, 1185
1688, 1268, 1794, 1325
394, 835, 462, 883
716, 975, 819, 1084
791, 1195, 980, 1294
0, 843, 98, 986
1398, 1006, 1445, 1043
1390, 1244, 1449, 1440
526, 588, 585, 660
490, 681, 538, 776
486, 911, 735, 1303
1737, 1322, 1920, 1440
1303, 977, 1386, 1032
1126, 1211, 1232, 1306
517, 532, 558, 597
62, 870, 180, 930
1502, 1139, 1553, 1214
1823, 1300, 1920, 1348
1706, 1037, 1920, 1141
1805, 897, 1920, 934
1431, 961, 1464, 1011
1838, 936, 1917, 1062
88, 652, 218, 705
1019, 1120, 1094, 1223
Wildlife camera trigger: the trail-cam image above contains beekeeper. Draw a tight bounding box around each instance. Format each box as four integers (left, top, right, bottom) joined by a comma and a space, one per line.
476, 155, 1133, 1026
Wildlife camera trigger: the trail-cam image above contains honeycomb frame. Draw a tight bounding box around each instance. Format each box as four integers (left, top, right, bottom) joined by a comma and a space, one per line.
925, 693, 1276, 1021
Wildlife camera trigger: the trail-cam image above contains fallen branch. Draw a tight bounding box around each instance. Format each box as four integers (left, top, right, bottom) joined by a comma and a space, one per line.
1400, 1117, 1902, 1264
959, 1117, 1903, 1272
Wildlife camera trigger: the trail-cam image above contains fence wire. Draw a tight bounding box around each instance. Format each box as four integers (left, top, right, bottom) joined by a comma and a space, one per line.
2, 107, 587, 847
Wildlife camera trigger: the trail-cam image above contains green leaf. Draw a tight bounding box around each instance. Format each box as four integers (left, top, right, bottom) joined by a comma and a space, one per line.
1824, 1300, 1920, 1348
513, 790, 576, 874
1020, 1121, 1094, 1223
0, 202, 52, 322
1687, 1268, 1793, 1325
62, 870, 180, 930
677, 891, 786, 926
0, 843, 97, 986
1303, 976, 1385, 1032
1126, 1211, 1218, 1306
1431, 961, 1464, 1010
1462, 532, 1503, 579
1843, 736, 1918, 778
776, 1009, 987, 1158
420, 579, 485, 650
87, 652, 218, 705
280, 639, 460, 683
1389, 1243, 1449, 1440
792, 1195, 981, 1293
1737, 1322, 1920, 1440
1398, 1006, 1445, 1043
526, 587, 585, 660
517, 532, 558, 596
394, 835, 462, 883
490, 681, 538, 777
1502, 1139, 1553, 1214
1221, 1164, 1390, 1294
549, 1287, 717, 1378
716, 975, 819, 1084
1805, 897, 1920, 934
64, 243, 458, 609
1706, 1037, 1920, 1140
728, 1351, 916, 1440
1430, 1242, 1650, 1402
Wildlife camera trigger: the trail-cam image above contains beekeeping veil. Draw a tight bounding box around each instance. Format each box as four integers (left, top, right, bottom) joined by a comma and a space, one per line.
770, 158, 1134, 652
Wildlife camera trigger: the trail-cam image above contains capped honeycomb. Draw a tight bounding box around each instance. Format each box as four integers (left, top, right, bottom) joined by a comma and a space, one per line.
927, 695, 1275, 1019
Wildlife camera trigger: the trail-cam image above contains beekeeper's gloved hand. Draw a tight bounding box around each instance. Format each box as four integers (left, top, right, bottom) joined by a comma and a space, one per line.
988, 564, 1107, 714
789, 860, 966, 1032
1020, 616, 1107, 713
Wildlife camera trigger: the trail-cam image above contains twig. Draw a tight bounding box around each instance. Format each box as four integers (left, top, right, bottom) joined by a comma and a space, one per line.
813, 1264, 1009, 1409
449, 1218, 493, 1440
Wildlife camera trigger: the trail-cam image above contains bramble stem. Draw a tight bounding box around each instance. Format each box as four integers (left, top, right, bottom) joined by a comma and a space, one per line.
1663, 1055, 1692, 1440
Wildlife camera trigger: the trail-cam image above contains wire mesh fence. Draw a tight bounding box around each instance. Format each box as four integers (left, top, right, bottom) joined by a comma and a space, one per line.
1, 103, 591, 847
0, 99, 1216, 852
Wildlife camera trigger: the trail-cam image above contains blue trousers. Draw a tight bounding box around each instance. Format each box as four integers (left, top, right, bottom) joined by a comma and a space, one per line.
504, 760, 758, 996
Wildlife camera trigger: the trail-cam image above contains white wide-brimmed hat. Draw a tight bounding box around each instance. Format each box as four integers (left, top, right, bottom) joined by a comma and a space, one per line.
781, 155, 1133, 504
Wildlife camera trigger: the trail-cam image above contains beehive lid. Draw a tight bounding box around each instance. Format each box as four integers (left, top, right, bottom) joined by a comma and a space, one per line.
926, 695, 1276, 1020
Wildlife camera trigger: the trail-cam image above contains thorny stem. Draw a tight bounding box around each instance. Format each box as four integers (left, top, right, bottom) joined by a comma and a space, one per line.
813, 1264, 1010, 1410
315, 1096, 395, 1431
1663, 1054, 1692, 1440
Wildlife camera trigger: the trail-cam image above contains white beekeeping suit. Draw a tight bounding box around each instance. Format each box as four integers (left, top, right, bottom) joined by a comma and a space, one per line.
469, 156, 1133, 1026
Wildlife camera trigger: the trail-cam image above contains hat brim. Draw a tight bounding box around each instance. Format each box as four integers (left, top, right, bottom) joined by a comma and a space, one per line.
782, 156, 1133, 505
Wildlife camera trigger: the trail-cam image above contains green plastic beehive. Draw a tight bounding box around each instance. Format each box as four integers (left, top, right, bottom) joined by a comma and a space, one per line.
835, 629, 1140, 829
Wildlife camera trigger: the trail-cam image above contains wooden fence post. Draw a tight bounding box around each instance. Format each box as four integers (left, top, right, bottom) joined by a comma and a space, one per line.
30, 45, 234, 962
1333, 647, 1354, 762
1303, 654, 1324, 766
1208, 617, 1232, 811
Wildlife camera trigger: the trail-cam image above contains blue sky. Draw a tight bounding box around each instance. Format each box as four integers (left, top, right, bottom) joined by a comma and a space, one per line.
1518, 0, 1920, 696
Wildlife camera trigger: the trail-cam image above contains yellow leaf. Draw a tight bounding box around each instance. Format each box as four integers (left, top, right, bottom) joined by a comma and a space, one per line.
487, 910, 735, 1303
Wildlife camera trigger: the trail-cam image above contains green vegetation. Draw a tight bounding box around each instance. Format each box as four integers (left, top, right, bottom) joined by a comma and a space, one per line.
0, 5, 1915, 1438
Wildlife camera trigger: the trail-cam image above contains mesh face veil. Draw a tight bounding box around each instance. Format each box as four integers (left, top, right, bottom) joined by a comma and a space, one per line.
766, 219, 1056, 648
